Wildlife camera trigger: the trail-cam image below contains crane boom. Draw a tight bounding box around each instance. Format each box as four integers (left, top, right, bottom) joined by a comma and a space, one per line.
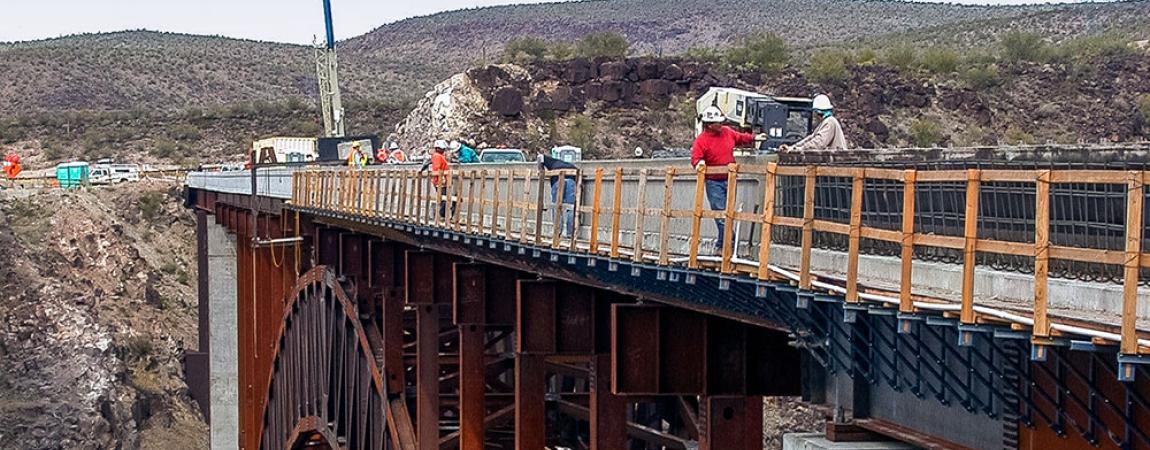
315, 0, 345, 137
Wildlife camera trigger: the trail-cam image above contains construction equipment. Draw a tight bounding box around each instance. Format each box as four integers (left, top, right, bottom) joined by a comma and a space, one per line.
695, 87, 814, 151
252, 137, 319, 164
55, 162, 89, 189
314, 0, 345, 138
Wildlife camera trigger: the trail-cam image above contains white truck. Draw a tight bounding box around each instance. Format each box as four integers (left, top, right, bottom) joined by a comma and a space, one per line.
89, 163, 141, 185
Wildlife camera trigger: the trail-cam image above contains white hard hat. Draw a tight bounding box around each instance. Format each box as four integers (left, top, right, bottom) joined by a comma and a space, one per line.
389, 142, 399, 150
812, 94, 833, 111
450, 140, 461, 150
433, 139, 448, 149
701, 106, 725, 123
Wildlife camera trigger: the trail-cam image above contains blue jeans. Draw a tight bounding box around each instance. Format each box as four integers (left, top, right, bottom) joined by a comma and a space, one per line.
438, 185, 456, 218
551, 178, 576, 237
705, 179, 727, 240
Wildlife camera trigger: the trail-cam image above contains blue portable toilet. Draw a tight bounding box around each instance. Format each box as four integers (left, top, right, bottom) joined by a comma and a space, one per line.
55, 162, 90, 189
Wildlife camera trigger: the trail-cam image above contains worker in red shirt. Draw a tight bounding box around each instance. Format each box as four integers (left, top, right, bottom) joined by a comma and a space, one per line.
421, 140, 454, 217
691, 106, 765, 244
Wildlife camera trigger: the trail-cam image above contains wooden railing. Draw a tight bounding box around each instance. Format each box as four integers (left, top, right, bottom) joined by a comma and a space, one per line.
291, 164, 1150, 356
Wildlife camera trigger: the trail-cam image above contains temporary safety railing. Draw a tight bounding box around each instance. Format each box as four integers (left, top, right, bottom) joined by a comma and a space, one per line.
290, 164, 1150, 374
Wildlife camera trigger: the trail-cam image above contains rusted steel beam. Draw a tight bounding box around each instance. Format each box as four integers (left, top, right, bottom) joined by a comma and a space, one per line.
339, 233, 367, 305
438, 404, 515, 448
517, 280, 557, 354
316, 226, 340, 268
699, 396, 763, 450
455, 263, 488, 450
590, 354, 627, 450
416, 303, 441, 450
514, 353, 546, 450
611, 304, 801, 396
556, 400, 690, 449
407, 250, 441, 450
514, 278, 551, 449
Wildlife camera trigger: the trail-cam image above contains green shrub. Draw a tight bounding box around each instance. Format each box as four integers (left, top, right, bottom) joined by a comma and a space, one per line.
724, 32, 789, 73
1139, 94, 1150, 127
854, 48, 878, 66
576, 32, 630, 59
955, 125, 994, 147
167, 123, 201, 142
919, 48, 959, 74
961, 65, 1001, 90
503, 36, 550, 63
138, 192, 165, 221
806, 51, 850, 84
883, 46, 916, 72
566, 116, 596, 154
1004, 125, 1037, 145
909, 119, 944, 147
685, 46, 723, 64
1001, 31, 1047, 62
548, 42, 575, 61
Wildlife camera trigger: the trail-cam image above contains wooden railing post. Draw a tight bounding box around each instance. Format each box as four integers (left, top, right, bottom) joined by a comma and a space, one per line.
610, 168, 624, 258
899, 169, 917, 313
720, 164, 740, 274
658, 168, 676, 266
1033, 170, 1051, 338
633, 169, 649, 263
535, 169, 547, 245
688, 163, 707, 269
590, 168, 604, 254
1121, 171, 1144, 355
570, 170, 584, 250
757, 162, 777, 280
551, 170, 566, 248
475, 170, 487, 234
845, 168, 865, 303
800, 166, 817, 290
960, 168, 981, 325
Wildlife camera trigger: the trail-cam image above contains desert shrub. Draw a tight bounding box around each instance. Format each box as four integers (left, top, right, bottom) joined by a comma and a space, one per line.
962, 64, 1001, 90
685, 46, 723, 64
138, 191, 164, 221
955, 125, 994, 147
289, 119, 322, 136
724, 32, 789, 73
548, 42, 575, 61
854, 48, 878, 66
123, 335, 154, 362
566, 116, 596, 155
1139, 94, 1150, 127
1000, 31, 1047, 62
806, 51, 850, 84
909, 119, 944, 147
503, 36, 550, 63
576, 32, 629, 59
919, 48, 959, 74
167, 123, 201, 141
1004, 125, 1038, 145
883, 46, 917, 71
150, 138, 188, 159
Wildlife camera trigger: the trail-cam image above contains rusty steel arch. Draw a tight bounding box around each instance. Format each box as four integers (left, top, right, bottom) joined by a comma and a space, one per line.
258, 266, 388, 450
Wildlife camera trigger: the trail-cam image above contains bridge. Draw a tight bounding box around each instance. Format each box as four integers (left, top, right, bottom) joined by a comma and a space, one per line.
183, 148, 1150, 450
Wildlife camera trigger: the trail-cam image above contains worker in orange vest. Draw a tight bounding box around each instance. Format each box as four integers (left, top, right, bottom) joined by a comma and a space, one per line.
3, 153, 21, 181
420, 140, 453, 217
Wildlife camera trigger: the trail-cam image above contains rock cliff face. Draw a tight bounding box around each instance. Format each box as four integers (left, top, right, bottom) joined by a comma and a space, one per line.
393, 53, 1150, 159
0, 182, 206, 450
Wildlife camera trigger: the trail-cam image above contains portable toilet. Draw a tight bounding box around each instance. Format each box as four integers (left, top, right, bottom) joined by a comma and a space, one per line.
550, 145, 583, 163
55, 162, 90, 189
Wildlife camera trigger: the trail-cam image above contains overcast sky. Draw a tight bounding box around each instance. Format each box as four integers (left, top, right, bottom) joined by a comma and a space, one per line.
1, 0, 1083, 45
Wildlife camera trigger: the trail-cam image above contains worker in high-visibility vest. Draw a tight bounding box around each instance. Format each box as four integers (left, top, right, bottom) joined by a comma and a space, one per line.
3, 153, 21, 180
347, 142, 368, 168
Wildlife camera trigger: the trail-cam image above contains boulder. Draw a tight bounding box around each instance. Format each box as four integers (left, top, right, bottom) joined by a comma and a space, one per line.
864, 119, 890, 142
639, 79, 674, 97
550, 86, 577, 111
637, 60, 662, 80
599, 61, 630, 81
491, 87, 524, 117
662, 63, 685, 81
563, 58, 596, 84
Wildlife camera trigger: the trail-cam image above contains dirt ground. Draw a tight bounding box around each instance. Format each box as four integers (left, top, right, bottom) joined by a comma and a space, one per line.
0, 181, 206, 450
